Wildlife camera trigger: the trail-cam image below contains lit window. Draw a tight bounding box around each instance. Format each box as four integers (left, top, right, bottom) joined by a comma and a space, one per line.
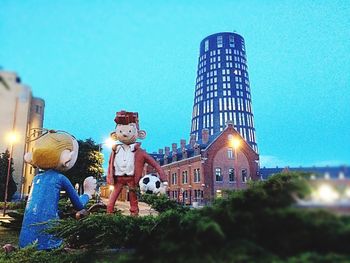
215, 168, 222, 182
241, 40, 245, 51
217, 35, 223, 48
205, 40, 209, 52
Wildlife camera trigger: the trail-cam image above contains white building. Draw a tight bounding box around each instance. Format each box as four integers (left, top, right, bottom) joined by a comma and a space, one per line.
0, 70, 45, 198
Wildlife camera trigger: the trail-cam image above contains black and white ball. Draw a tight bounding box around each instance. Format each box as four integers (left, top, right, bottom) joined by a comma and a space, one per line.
139, 174, 165, 194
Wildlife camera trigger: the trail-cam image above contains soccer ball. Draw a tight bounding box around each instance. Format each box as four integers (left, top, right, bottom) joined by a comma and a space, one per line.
139, 174, 165, 194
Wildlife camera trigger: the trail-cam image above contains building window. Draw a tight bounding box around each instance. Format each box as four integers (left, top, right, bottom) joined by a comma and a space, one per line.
217, 35, 223, 48
227, 148, 234, 159
35, 105, 42, 114
205, 40, 209, 52
216, 189, 222, 198
183, 190, 188, 199
215, 168, 222, 182
242, 169, 248, 183
182, 171, 188, 184
194, 190, 204, 201
229, 168, 235, 182
171, 173, 177, 185
194, 168, 201, 182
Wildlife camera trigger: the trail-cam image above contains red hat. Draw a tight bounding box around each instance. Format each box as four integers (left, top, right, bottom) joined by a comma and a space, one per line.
114, 110, 139, 128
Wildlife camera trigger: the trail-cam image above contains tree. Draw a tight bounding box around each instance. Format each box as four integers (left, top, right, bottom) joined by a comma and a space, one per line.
0, 150, 17, 201
63, 138, 104, 192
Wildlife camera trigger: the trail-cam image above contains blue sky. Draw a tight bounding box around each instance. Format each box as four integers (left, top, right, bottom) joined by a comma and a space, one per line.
1, 0, 349, 168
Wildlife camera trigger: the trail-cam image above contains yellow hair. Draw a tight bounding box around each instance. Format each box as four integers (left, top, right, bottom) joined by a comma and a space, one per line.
32, 132, 73, 170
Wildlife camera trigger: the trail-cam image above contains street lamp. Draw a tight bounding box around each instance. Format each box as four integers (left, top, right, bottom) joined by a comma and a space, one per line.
98, 137, 116, 152
3, 131, 18, 216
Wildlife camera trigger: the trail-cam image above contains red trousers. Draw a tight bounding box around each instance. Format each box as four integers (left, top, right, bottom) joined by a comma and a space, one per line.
107, 176, 139, 215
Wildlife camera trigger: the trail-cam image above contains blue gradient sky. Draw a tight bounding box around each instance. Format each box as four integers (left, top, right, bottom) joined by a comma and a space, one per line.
1, 1, 349, 167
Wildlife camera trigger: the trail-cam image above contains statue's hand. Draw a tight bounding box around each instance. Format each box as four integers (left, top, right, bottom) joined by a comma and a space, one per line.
83, 176, 97, 198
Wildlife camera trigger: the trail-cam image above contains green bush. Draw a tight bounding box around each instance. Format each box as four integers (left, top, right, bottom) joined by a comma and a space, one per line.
0, 201, 26, 210
47, 213, 158, 249
139, 193, 189, 213
4, 172, 350, 262
0, 245, 92, 263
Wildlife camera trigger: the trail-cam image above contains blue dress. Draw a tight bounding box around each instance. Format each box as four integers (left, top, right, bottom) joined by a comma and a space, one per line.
19, 170, 89, 250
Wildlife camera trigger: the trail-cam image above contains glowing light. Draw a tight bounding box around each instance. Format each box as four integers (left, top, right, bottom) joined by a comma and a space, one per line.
104, 138, 115, 148
109, 185, 114, 191
228, 134, 241, 149
6, 132, 18, 144
345, 188, 350, 198
232, 138, 240, 149
317, 184, 339, 203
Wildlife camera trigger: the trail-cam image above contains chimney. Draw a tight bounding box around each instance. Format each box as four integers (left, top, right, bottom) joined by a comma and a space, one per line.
172, 143, 177, 155
194, 143, 201, 155
189, 134, 196, 148
158, 149, 164, 155
180, 139, 186, 151
201, 129, 209, 144
165, 147, 170, 156
171, 143, 177, 162
180, 139, 187, 159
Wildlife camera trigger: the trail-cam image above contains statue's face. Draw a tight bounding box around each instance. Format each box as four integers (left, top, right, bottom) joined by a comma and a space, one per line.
115, 123, 138, 145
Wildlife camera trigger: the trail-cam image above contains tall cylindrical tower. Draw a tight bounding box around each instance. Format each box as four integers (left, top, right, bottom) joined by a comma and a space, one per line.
190, 32, 258, 152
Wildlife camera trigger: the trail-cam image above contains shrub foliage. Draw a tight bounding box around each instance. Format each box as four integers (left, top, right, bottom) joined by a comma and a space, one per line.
2, 172, 350, 262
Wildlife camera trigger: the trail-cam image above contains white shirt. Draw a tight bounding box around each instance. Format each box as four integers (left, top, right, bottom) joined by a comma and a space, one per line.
114, 143, 136, 176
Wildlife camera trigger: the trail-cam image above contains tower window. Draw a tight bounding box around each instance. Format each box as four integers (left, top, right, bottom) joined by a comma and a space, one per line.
229, 35, 235, 47
217, 35, 223, 48
205, 40, 209, 52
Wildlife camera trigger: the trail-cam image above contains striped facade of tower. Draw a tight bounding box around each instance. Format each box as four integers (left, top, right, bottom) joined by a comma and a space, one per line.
190, 32, 258, 153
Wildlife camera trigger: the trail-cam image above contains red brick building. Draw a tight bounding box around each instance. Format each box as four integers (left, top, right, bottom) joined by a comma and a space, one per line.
149, 122, 259, 204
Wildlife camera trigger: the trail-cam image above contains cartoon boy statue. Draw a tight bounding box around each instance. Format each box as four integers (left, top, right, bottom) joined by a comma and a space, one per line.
19, 129, 96, 250
107, 110, 167, 216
